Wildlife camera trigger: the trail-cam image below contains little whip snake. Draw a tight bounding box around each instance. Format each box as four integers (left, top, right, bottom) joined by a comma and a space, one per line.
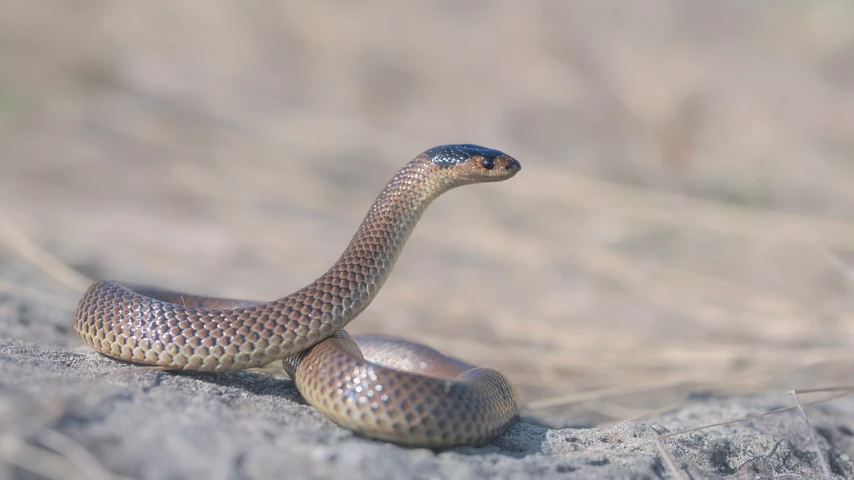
74, 144, 521, 447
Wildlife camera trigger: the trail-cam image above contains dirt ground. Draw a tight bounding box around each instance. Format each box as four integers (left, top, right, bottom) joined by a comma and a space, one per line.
2, 0, 854, 441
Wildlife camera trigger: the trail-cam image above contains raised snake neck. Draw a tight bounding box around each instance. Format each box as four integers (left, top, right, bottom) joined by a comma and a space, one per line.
74, 144, 521, 446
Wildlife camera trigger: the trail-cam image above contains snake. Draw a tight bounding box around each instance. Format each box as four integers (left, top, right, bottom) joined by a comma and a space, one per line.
73, 144, 522, 447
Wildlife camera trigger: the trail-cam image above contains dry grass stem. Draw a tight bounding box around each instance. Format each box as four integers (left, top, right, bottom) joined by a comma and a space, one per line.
655, 389, 852, 479
37, 429, 134, 480
0, 279, 77, 311
0, 211, 92, 292
789, 390, 832, 480
0, 432, 133, 480
527, 376, 701, 410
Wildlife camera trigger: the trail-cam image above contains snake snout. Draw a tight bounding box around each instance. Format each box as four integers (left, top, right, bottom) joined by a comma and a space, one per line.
486, 154, 521, 181
501, 156, 521, 173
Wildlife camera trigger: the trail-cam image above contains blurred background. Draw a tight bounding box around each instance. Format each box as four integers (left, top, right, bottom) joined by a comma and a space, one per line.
1, 1, 853, 427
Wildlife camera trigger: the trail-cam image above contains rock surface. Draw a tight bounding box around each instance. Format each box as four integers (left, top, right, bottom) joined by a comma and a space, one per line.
1, 294, 852, 480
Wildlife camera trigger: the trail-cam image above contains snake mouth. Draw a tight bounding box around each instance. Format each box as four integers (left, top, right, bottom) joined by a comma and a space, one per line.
502, 157, 521, 173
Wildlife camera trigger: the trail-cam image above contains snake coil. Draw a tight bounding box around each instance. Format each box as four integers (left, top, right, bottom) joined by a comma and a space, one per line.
74, 144, 521, 446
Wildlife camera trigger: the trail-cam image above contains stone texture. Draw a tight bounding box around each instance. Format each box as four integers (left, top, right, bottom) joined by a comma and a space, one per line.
1, 294, 851, 479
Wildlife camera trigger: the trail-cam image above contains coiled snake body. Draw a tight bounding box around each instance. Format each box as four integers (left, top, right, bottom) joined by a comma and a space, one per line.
74, 144, 521, 447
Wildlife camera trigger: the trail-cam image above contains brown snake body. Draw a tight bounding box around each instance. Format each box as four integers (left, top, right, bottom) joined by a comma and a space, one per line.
74, 144, 521, 446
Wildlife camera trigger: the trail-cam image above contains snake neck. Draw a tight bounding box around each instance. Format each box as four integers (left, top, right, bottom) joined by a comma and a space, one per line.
303, 158, 454, 322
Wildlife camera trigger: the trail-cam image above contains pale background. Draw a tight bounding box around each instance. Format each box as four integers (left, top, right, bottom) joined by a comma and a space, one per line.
2, 1, 854, 426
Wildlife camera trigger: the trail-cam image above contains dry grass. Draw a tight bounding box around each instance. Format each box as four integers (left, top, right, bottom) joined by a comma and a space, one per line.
0, 4, 853, 474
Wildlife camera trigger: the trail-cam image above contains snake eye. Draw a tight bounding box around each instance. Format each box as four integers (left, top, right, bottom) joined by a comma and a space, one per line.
481, 157, 494, 170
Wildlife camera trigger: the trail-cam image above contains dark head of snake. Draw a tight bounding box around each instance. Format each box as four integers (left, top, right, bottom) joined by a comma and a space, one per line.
74, 144, 522, 447
423, 143, 521, 184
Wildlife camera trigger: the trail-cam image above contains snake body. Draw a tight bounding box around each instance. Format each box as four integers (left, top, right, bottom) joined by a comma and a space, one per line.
73, 144, 521, 446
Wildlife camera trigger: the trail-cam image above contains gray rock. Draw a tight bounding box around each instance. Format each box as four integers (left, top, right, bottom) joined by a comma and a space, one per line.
1, 295, 852, 479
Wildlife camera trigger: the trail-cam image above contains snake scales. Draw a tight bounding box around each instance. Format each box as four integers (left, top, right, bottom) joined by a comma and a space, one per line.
74, 144, 521, 447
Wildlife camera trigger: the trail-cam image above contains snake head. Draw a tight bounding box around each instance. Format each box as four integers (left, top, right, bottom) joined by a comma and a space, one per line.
424, 144, 521, 183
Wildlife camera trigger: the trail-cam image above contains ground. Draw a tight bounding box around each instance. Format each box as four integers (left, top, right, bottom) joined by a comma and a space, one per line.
1, 1, 853, 479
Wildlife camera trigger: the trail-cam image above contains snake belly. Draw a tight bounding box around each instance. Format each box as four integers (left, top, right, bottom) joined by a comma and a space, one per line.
73, 144, 522, 446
